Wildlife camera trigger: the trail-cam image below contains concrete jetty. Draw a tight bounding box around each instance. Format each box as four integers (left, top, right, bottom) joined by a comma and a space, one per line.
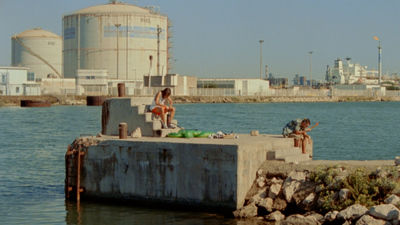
65, 97, 313, 210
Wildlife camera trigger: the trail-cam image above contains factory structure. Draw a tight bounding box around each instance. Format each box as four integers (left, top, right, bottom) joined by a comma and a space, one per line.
1, 1, 270, 97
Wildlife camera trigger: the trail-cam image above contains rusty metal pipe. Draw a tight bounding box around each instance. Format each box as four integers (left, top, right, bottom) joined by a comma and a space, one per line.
119, 123, 127, 139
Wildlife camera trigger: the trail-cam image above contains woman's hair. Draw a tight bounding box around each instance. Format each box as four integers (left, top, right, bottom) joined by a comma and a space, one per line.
161, 88, 171, 98
302, 118, 310, 124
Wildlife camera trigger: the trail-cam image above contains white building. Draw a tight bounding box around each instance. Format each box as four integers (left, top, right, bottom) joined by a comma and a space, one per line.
326, 58, 380, 85
0, 67, 41, 95
197, 78, 270, 96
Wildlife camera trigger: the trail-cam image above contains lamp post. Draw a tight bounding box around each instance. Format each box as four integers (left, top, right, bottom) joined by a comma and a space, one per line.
309, 51, 313, 88
259, 40, 264, 79
374, 36, 382, 84
115, 24, 121, 80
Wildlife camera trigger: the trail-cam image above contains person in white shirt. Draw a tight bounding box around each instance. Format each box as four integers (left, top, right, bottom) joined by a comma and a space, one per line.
149, 88, 176, 129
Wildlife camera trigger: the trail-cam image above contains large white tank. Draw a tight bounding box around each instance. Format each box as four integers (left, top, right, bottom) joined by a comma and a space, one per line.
62, 2, 170, 80
11, 28, 62, 79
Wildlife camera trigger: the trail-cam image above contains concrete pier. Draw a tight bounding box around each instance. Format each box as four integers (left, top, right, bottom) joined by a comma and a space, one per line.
65, 97, 313, 210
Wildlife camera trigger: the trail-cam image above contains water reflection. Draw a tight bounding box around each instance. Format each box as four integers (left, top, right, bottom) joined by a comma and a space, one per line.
65, 200, 278, 225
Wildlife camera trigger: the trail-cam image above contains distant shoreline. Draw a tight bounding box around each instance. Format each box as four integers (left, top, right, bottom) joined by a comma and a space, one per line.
1, 95, 399, 106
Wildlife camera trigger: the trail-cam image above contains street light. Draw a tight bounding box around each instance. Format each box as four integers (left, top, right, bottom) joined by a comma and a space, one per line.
309, 51, 313, 88
259, 40, 264, 79
374, 36, 382, 84
115, 24, 121, 80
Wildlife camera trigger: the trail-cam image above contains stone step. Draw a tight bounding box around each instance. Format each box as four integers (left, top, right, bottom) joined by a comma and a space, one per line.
137, 104, 150, 114
276, 153, 311, 163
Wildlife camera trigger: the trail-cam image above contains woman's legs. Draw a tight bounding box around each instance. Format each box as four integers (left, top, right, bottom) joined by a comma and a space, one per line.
152, 107, 167, 128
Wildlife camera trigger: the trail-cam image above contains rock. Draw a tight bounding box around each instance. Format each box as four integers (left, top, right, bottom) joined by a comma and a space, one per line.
283, 214, 320, 225
292, 180, 318, 210
355, 215, 391, 225
257, 168, 263, 176
337, 204, 368, 221
282, 171, 306, 202
304, 211, 325, 224
384, 195, 400, 205
257, 176, 266, 188
130, 127, 142, 138
395, 156, 400, 166
265, 211, 285, 221
96, 133, 103, 137
269, 183, 282, 199
250, 130, 259, 136
393, 220, 400, 225
339, 188, 350, 200
272, 194, 287, 211
233, 202, 258, 218
268, 177, 283, 185
324, 211, 339, 221
248, 188, 268, 205
369, 204, 400, 221
302, 193, 315, 206
258, 198, 273, 212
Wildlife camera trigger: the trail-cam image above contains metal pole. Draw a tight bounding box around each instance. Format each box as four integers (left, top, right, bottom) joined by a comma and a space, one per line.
378, 41, 382, 84
309, 51, 313, 88
259, 40, 264, 79
115, 24, 121, 80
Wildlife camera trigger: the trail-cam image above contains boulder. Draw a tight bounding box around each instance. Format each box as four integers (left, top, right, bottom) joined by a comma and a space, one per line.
355, 215, 391, 225
384, 195, 400, 205
337, 204, 368, 221
233, 202, 258, 218
283, 214, 320, 225
248, 188, 268, 205
265, 210, 285, 221
282, 171, 306, 202
272, 194, 288, 211
269, 183, 282, 199
292, 180, 318, 210
324, 210, 339, 221
369, 204, 400, 221
258, 197, 273, 212
339, 188, 350, 200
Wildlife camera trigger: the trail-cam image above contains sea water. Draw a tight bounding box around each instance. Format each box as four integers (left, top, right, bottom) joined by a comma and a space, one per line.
0, 102, 398, 224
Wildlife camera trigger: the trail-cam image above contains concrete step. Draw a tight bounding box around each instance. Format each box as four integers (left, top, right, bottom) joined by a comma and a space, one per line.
147, 120, 179, 131
276, 153, 311, 163
137, 104, 150, 114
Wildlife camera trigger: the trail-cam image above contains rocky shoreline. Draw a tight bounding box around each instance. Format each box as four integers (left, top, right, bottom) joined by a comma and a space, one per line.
1, 95, 399, 106
234, 160, 400, 224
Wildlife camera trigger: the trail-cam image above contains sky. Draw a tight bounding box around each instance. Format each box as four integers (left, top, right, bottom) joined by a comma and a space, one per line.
1, 0, 399, 82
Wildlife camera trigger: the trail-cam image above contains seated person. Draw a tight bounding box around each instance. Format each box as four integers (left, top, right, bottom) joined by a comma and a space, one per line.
149, 88, 176, 129
282, 118, 311, 154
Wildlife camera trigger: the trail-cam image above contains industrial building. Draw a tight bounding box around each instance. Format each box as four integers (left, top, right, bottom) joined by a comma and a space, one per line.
11, 28, 62, 79
0, 67, 41, 95
62, 1, 172, 82
197, 78, 270, 96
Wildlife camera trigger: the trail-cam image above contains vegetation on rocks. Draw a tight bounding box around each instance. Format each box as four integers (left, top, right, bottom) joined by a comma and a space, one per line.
310, 165, 400, 213
235, 164, 400, 224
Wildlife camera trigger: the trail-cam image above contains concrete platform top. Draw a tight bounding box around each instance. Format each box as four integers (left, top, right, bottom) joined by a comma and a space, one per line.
92, 133, 292, 150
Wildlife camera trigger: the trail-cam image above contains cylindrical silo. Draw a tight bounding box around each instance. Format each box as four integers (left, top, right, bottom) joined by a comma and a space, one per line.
11, 28, 62, 79
62, 2, 170, 80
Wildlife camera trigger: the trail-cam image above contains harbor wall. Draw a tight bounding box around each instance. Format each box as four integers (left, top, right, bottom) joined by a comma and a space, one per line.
79, 137, 269, 210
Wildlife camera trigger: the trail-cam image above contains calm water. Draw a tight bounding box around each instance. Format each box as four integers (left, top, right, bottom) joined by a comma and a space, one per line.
0, 102, 398, 224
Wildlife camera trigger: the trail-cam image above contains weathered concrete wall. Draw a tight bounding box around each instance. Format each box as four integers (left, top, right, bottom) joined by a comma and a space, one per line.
101, 97, 153, 136
79, 136, 271, 210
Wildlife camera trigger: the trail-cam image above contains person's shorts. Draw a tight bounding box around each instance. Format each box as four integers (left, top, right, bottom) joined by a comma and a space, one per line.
289, 133, 306, 140
151, 106, 167, 115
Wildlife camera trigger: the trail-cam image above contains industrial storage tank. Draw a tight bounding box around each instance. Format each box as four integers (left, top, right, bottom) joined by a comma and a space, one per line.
62, 1, 171, 81
11, 28, 63, 79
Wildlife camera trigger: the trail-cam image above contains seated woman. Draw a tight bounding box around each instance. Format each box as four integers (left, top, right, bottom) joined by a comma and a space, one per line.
149, 88, 176, 129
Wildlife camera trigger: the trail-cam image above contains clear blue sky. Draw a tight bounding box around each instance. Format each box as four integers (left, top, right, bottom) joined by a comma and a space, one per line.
1, 0, 399, 82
